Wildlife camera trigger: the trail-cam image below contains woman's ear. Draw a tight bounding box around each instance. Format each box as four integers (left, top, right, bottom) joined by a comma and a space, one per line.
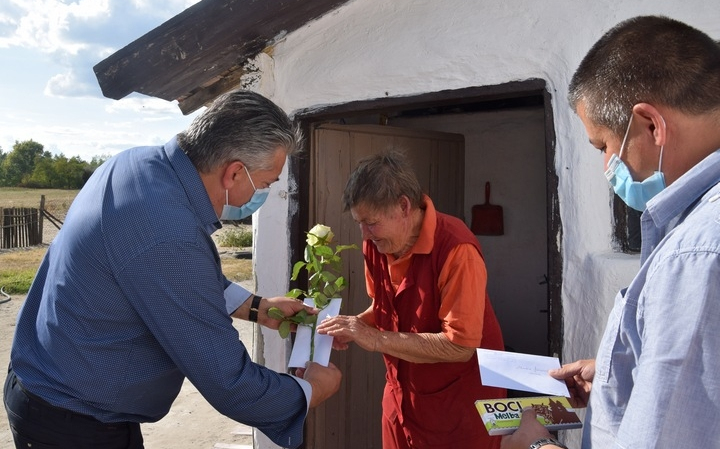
398, 195, 411, 216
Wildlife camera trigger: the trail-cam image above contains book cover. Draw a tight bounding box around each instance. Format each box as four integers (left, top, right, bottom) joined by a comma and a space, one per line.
475, 396, 582, 436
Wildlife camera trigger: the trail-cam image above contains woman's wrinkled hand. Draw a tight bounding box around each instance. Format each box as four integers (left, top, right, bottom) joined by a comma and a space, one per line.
316, 314, 380, 352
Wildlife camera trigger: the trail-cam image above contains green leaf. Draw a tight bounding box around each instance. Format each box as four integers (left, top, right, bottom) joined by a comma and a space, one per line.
313, 292, 329, 309
335, 244, 358, 253
314, 245, 333, 258
324, 284, 338, 298
267, 307, 286, 320
290, 261, 306, 280
320, 270, 337, 282
279, 320, 291, 339
290, 309, 309, 323
334, 277, 346, 290
286, 288, 304, 299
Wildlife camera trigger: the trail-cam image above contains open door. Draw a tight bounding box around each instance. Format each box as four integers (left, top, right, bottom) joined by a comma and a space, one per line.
305, 123, 464, 449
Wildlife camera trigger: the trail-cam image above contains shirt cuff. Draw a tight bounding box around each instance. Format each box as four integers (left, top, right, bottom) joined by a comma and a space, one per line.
224, 282, 252, 315
288, 375, 312, 414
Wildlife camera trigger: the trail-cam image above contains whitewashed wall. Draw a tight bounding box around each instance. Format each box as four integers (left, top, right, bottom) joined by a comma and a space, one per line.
250, 1, 720, 447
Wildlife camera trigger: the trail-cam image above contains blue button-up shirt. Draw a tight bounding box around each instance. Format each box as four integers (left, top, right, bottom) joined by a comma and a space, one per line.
10, 138, 309, 448
585, 149, 720, 448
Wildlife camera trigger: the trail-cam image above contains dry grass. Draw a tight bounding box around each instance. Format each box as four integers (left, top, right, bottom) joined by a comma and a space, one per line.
0, 246, 48, 294
0, 188, 253, 292
220, 257, 253, 283
0, 246, 252, 293
0, 187, 78, 217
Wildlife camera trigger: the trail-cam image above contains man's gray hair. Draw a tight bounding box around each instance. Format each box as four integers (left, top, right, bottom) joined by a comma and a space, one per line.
568, 15, 720, 136
178, 90, 303, 173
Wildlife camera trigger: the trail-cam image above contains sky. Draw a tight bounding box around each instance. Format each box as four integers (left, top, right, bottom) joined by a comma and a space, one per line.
0, 0, 204, 162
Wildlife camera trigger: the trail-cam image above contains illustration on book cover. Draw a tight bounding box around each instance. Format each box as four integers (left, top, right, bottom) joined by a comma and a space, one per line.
475, 396, 582, 436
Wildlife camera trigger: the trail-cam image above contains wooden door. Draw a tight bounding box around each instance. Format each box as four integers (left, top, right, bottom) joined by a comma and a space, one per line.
306, 124, 464, 449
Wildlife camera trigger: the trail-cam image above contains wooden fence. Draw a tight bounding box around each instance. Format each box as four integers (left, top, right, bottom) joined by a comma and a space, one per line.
0, 196, 63, 249
1, 207, 42, 248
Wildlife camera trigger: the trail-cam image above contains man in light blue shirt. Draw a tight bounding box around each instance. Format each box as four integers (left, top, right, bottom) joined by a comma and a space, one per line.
501, 16, 720, 449
3, 90, 342, 449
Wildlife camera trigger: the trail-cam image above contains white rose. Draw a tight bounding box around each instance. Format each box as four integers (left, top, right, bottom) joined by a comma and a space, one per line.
307, 224, 334, 246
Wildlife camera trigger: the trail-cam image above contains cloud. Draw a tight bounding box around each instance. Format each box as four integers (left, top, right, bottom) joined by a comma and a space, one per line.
44, 68, 99, 98
0, 0, 202, 159
1, 0, 200, 98
0, 0, 197, 51
104, 94, 185, 117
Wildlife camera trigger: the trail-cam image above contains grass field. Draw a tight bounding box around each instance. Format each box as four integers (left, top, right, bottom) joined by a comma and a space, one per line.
0, 188, 252, 294
0, 187, 79, 216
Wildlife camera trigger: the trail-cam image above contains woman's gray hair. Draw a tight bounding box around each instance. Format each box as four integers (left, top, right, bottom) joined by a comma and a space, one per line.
343, 150, 424, 212
177, 89, 303, 173
568, 15, 720, 136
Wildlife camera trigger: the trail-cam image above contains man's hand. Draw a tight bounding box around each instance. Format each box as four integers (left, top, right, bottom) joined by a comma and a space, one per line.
549, 359, 595, 408
501, 408, 554, 449
232, 295, 319, 332
258, 296, 317, 331
294, 361, 342, 408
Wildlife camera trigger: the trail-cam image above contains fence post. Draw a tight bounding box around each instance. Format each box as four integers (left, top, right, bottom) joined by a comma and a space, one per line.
39, 195, 45, 244
1, 209, 8, 249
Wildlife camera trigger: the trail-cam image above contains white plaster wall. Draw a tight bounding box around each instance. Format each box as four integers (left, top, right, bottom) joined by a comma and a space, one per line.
251, 1, 720, 446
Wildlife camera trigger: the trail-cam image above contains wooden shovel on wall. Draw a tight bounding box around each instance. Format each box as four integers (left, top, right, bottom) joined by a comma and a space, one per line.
471, 182, 504, 235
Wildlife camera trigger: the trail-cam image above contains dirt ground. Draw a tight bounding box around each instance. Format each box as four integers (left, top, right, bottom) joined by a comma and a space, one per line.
0, 222, 260, 448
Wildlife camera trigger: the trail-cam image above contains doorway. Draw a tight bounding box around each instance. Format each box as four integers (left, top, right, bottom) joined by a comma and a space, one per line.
290, 79, 562, 449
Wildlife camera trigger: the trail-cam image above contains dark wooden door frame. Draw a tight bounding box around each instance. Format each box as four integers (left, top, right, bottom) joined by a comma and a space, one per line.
288, 77, 563, 359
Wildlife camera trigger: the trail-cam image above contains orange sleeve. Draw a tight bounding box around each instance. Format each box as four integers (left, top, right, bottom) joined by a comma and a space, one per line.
437, 243, 487, 348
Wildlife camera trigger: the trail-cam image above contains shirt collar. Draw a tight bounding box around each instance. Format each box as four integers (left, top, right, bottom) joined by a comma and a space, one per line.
644, 148, 720, 230
164, 136, 221, 233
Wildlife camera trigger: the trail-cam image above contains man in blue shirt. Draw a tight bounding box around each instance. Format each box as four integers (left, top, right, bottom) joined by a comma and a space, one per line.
501, 16, 720, 449
3, 90, 342, 449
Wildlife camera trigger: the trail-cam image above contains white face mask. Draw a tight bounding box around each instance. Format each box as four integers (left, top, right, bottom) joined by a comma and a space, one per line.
219, 165, 270, 220
604, 115, 666, 211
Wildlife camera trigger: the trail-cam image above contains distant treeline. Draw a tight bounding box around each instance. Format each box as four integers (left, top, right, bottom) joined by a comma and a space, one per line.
0, 140, 109, 189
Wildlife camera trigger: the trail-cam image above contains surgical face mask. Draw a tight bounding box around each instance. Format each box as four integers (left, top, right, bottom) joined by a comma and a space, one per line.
219, 165, 270, 220
604, 115, 666, 212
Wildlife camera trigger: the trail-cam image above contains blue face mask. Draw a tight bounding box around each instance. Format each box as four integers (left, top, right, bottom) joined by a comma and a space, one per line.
604, 115, 666, 212
220, 165, 270, 220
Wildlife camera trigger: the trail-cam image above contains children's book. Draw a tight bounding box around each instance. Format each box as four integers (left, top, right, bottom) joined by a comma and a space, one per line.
475, 396, 582, 436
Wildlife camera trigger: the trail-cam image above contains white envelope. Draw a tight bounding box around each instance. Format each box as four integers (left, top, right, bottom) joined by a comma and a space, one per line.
288, 297, 342, 368
476, 348, 571, 397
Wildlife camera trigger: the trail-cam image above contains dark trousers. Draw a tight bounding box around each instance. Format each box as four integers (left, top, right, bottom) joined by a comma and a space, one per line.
4, 368, 144, 449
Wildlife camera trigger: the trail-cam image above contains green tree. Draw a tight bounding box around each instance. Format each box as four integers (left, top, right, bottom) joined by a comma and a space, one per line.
1, 140, 45, 186
51, 155, 86, 189
25, 156, 57, 188
89, 154, 110, 169
1, 140, 109, 188
0, 146, 6, 184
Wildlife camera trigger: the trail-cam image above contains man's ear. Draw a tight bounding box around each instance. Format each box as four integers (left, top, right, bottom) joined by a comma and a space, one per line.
221, 161, 245, 190
632, 103, 666, 147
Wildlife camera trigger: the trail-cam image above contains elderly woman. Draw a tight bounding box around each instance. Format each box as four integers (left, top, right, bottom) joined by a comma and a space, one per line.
317, 150, 505, 449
